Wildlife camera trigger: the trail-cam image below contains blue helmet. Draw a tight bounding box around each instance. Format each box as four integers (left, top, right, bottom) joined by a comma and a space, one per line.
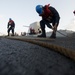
9, 18, 12, 20
36, 5, 43, 15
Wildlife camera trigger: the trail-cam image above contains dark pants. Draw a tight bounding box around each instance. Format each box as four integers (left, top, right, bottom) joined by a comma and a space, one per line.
40, 17, 60, 30
40, 20, 52, 30
40, 17, 60, 37
8, 27, 14, 36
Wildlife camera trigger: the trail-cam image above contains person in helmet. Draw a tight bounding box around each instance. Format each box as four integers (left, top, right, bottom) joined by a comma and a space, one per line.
7, 18, 15, 36
73, 10, 75, 15
36, 4, 60, 38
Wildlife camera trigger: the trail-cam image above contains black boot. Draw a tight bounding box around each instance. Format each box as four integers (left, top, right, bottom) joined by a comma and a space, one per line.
8, 33, 9, 36
11, 33, 14, 36
37, 30, 46, 38
38, 33, 46, 37
50, 32, 56, 39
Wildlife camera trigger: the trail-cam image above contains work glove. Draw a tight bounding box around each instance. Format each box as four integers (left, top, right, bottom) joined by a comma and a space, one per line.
12, 27, 14, 29
52, 23, 57, 33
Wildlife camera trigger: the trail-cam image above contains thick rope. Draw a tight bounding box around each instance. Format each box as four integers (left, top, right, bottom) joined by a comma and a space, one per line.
6, 37, 75, 62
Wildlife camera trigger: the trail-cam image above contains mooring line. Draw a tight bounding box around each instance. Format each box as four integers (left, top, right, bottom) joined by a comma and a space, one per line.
6, 37, 75, 62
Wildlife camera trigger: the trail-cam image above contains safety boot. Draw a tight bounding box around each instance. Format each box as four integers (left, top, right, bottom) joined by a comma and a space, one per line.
50, 32, 56, 39
38, 34, 46, 37
37, 30, 46, 38
8, 33, 10, 36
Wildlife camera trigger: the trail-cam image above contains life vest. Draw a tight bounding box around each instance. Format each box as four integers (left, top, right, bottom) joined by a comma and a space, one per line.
42, 4, 53, 19
9, 20, 14, 25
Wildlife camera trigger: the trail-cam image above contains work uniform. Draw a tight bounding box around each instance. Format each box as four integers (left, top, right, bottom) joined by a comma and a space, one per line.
39, 6, 60, 38
7, 20, 15, 36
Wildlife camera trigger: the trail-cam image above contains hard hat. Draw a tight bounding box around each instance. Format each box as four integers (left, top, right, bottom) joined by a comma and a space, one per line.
36, 5, 43, 15
9, 18, 12, 20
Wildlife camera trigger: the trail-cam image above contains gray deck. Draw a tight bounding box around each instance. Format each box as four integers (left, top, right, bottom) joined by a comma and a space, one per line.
0, 36, 75, 75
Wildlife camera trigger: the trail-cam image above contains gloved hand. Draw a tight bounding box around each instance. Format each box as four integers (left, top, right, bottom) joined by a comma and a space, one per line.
12, 27, 14, 29
52, 23, 57, 33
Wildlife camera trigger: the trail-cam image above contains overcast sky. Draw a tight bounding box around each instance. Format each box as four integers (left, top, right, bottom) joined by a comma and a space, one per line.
0, 0, 75, 35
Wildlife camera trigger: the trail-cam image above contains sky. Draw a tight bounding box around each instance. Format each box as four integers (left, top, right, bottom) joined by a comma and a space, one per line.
0, 0, 75, 35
